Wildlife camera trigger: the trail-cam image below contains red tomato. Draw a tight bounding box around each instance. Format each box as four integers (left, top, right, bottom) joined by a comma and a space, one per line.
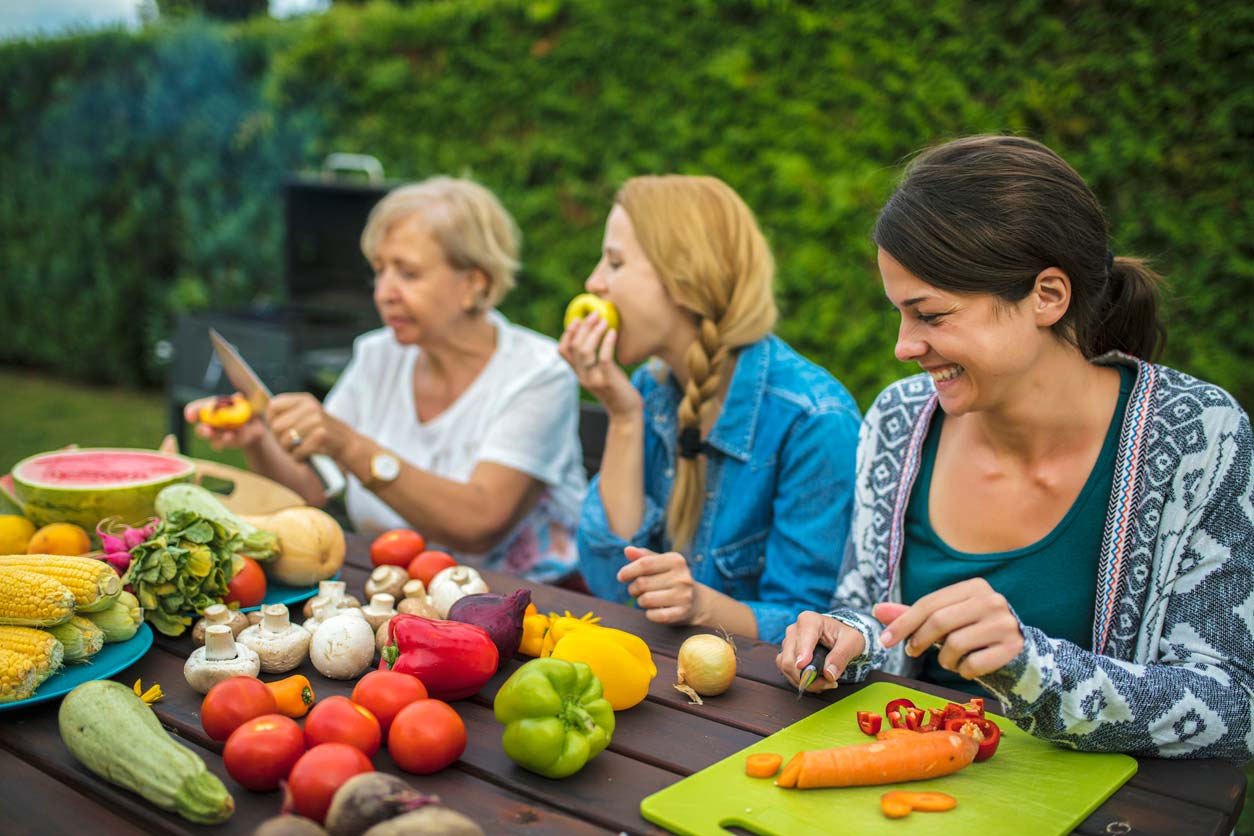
286, 743, 373, 823
224, 556, 266, 608
388, 699, 466, 774
406, 550, 457, 585
222, 714, 305, 791
201, 676, 276, 742
370, 529, 426, 567
351, 670, 428, 737
304, 695, 382, 757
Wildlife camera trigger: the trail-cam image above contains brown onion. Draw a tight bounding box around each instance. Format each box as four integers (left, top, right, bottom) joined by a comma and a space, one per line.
674, 633, 737, 704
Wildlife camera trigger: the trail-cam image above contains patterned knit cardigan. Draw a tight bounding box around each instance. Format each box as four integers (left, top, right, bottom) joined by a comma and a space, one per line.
827, 353, 1254, 762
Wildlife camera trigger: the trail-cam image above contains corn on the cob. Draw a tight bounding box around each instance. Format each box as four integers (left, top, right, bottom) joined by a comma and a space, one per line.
0, 568, 75, 627
0, 555, 121, 613
0, 626, 63, 684
47, 616, 104, 662
0, 647, 39, 702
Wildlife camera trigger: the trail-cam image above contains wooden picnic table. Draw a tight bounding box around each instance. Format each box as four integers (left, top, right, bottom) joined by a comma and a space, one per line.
0, 533, 1245, 835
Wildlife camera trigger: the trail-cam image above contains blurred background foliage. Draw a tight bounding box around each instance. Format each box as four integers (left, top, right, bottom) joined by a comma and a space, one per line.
0, 0, 1250, 409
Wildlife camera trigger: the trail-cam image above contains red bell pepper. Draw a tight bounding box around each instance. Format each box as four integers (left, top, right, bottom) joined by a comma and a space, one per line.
884, 698, 917, 729
945, 716, 1001, 762
380, 613, 499, 700
856, 711, 883, 736
963, 697, 986, 718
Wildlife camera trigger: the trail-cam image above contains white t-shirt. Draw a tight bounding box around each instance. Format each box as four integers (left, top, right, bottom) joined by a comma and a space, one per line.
323, 311, 587, 582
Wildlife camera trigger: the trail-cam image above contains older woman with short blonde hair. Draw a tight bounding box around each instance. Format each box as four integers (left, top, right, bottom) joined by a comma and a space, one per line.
189, 175, 587, 583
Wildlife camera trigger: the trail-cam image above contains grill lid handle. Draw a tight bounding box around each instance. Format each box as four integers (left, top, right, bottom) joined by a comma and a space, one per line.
321, 153, 384, 183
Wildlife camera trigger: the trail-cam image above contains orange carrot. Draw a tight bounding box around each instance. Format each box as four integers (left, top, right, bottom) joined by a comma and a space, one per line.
881, 791, 958, 817
777, 753, 802, 787
775, 730, 977, 789
881, 795, 914, 818
744, 753, 783, 778
876, 727, 921, 741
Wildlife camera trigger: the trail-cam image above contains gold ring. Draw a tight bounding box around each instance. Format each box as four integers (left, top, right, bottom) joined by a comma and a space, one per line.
287, 428, 303, 447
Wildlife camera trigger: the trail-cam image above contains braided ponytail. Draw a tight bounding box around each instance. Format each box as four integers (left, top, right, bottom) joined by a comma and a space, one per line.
669, 319, 730, 550
616, 175, 777, 551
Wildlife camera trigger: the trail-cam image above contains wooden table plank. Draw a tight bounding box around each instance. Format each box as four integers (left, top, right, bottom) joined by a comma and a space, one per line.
0, 746, 149, 836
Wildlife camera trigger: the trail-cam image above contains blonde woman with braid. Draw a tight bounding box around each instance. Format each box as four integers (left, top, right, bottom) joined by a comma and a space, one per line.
559, 175, 861, 642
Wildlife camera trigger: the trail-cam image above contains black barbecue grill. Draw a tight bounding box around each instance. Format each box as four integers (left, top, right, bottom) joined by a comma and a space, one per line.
166, 155, 397, 448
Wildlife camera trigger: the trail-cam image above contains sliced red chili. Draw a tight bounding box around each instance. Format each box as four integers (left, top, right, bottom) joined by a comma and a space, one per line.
963, 697, 986, 718
884, 698, 917, 729
945, 716, 1001, 762
856, 711, 883, 736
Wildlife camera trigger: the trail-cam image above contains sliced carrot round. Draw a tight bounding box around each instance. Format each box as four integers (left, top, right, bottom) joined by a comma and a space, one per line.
744, 752, 783, 778
881, 790, 958, 815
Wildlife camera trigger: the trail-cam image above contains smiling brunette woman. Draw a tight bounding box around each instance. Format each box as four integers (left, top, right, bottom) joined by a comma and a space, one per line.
559, 175, 862, 644
186, 177, 587, 584
777, 136, 1254, 762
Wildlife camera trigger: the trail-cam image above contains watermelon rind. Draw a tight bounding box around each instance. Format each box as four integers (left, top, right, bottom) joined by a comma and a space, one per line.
11, 448, 196, 529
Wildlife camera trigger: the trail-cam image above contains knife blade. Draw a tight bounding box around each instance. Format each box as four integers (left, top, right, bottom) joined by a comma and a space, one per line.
208, 328, 272, 414
207, 328, 346, 499
796, 643, 831, 699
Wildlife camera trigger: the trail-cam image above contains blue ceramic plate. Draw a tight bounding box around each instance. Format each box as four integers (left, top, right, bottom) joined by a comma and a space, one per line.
238, 570, 342, 613
0, 623, 154, 711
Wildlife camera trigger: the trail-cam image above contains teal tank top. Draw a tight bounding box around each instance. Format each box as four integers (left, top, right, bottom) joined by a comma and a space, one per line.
900, 366, 1133, 696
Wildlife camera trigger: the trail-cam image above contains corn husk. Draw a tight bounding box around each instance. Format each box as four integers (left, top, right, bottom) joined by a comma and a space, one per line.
47, 616, 105, 662
83, 591, 142, 643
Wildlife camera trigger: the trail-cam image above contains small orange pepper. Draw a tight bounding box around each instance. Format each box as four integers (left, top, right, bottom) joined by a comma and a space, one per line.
266, 674, 315, 718
519, 609, 550, 657
198, 394, 253, 429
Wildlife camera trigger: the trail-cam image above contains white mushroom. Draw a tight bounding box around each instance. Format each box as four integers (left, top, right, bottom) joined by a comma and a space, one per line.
191, 603, 250, 647
309, 612, 375, 680
361, 594, 398, 633
303, 596, 341, 634
364, 565, 409, 601
184, 624, 261, 694
428, 565, 489, 618
238, 604, 311, 673
397, 579, 441, 619
302, 580, 361, 619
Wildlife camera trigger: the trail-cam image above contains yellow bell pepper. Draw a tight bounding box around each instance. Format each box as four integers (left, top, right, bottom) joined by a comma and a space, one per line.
549, 624, 656, 711
539, 610, 602, 658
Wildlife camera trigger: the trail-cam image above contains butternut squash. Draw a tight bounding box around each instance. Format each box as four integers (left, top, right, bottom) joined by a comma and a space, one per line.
241, 507, 345, 586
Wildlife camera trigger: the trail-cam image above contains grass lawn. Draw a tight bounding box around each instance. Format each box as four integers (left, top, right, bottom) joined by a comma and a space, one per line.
0, 367, 243, 474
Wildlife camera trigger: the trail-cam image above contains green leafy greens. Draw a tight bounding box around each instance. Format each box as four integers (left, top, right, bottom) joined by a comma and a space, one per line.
123, 509, 242, 636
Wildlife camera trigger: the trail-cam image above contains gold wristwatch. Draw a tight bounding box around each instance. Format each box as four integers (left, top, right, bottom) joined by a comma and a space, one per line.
364, 450, 401, 492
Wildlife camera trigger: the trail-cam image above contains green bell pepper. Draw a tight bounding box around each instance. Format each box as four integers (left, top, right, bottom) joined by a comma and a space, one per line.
493, 657, 615, 779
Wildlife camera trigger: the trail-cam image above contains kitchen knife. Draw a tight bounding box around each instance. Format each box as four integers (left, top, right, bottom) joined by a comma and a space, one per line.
207, 328, 346, 499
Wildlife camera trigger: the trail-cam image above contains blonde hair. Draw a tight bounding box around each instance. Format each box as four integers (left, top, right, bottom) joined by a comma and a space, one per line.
360, 176, 521, 308
616, 175, 777, 551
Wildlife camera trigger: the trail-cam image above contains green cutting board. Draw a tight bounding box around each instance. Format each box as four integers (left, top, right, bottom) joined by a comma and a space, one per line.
641, 682, 1137, 836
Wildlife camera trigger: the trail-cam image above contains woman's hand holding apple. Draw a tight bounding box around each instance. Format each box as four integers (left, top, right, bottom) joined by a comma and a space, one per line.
559, 298, 641, 419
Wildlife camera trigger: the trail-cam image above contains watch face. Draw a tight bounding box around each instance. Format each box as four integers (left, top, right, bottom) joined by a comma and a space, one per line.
372, 452, 401, 482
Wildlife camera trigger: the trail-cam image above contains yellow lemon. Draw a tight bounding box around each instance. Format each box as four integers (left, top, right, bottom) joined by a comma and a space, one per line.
0, 515, 36, 554
563, 294, 620, 331
27, 521, 92, 556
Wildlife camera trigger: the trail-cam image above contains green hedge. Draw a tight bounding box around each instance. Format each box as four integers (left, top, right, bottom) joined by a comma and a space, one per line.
1, 0, 1250, 409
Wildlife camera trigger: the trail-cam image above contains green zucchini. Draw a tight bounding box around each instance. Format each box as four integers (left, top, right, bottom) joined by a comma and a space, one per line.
58, 680, 234, 824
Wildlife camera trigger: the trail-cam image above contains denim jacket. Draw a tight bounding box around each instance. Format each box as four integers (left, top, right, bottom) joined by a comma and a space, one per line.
577, 335, 861, 643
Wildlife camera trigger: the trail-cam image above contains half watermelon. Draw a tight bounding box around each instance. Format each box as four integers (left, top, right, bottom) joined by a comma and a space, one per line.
11, 448, 196, 529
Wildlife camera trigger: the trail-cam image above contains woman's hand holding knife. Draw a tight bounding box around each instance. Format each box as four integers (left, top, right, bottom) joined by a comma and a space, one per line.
776, 611, 866, 696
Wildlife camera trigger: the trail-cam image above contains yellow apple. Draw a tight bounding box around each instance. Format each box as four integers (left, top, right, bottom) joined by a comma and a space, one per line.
563, 293, 620, 331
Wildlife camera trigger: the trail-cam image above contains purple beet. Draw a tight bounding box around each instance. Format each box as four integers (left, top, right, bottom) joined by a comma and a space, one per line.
446, 588, 532, 667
